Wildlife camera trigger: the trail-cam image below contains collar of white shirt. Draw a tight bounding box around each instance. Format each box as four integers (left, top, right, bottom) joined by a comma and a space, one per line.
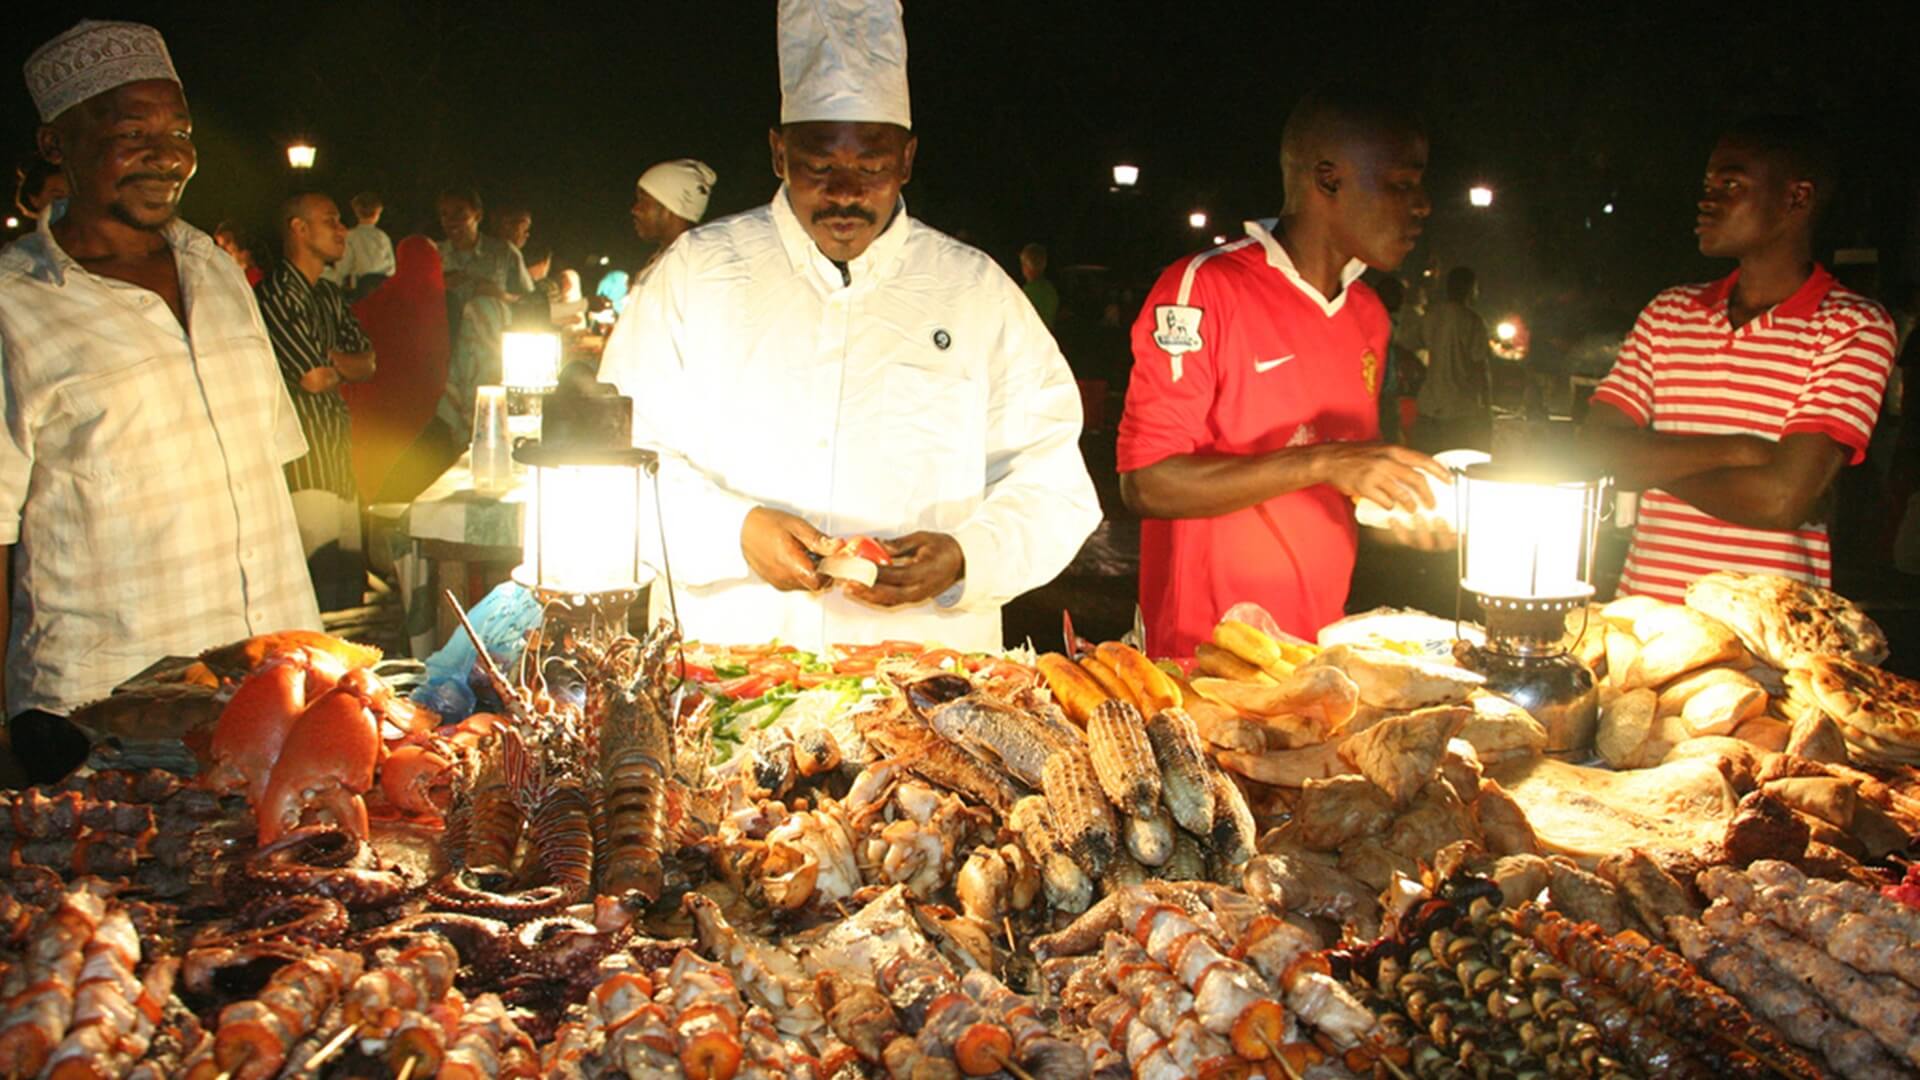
770, 183, 913, 290
22, 200, 217, 288
1243, 217, 1367, 318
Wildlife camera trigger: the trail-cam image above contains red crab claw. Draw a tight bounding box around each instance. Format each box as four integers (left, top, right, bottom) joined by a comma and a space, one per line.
207, 648, 349, 805
257, 687, 382, 846
199, 629, 382, 681
380, 743, 455, 817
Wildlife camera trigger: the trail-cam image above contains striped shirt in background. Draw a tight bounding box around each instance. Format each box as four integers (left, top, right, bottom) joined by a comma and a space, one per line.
256, 261, 372, 499
1592, 265, 1896, 601
0, 212, 321, 716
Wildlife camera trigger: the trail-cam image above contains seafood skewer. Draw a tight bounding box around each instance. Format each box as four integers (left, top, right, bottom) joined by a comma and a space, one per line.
0, 888, 106, 1076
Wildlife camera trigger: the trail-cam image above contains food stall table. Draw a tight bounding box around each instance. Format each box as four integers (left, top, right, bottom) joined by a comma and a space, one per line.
393, 451, 528, 658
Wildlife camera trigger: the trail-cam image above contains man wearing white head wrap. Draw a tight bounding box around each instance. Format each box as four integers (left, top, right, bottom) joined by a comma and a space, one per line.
599, 0, 1099, 652
632, 158, 716, 250
0, 20, 321, 780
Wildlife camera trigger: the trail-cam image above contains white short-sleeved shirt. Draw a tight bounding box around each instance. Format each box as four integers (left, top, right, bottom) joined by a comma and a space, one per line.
0, 209, 323, 716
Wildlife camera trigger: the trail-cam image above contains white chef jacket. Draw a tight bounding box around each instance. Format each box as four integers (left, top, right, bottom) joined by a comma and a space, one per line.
598, 187, 1100, 652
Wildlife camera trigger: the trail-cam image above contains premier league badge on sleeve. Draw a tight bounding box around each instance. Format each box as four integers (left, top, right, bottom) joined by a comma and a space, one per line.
1152, 304, 1204, 382
1361, 349, 1379, 396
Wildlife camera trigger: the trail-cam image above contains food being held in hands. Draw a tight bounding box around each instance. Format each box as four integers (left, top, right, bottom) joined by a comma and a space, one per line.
815, 535, 893, 587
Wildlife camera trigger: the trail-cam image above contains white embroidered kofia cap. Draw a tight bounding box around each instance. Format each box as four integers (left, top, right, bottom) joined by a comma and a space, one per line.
25, 19, 181, 123
638, 159, 719, 224
777, 0, 910, 129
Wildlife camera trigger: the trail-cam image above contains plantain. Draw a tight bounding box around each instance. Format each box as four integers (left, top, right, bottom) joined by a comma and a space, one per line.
1076, 654, 1139, 709
1194, 642, 1280, 685
1036, 652, 1111, 727
1094, 641, 1183, 713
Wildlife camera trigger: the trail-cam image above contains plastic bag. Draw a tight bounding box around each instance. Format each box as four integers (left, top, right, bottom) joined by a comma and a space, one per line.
410, 580, 543, 720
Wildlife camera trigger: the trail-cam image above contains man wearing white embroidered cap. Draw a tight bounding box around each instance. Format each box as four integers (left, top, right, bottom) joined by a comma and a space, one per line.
0, 20, 321, 781
598, 0, 1099, 652
631, 158, 716, 252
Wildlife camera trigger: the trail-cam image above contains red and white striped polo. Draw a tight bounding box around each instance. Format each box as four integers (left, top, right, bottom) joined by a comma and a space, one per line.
1592, 265, 1895, 601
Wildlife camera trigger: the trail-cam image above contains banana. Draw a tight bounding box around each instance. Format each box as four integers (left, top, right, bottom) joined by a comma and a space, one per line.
1037, 652, 1110, 726
1194, 642, 1279, 685
1094, 641, 1182, 713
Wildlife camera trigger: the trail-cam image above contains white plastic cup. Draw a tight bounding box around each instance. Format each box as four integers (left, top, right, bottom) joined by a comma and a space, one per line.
471, 385, 512, 493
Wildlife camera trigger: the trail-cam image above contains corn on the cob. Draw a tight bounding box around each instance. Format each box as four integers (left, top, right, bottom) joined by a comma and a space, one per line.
1075, 655, 1138, 709
1099, 853, 1151, 898
1207, 761, 1258, 867
1144, 708, 1215, 835
1194, 642, 1279, 685
1039, 751, 1119, 877
1155, 829, 1208, 882
1084, 699, 1161, 819
1124, 805, 1175, 867
1037, 654, 1110, 726
1093, 642, 1182, 713
1008, 796, 1093, 913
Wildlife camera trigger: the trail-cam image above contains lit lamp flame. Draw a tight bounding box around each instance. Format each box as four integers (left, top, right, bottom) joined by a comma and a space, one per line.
1468, 185, 1494, 208
1111, 163, 1140, 187
501, 331, 562, 393
286, 142, 317, 170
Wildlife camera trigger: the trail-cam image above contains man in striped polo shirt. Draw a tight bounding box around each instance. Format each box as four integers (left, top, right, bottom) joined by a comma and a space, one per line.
1585, 117, 1896, 601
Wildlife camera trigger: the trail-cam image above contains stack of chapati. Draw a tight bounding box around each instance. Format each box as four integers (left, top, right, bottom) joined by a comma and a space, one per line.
1781, 658, 1920, 767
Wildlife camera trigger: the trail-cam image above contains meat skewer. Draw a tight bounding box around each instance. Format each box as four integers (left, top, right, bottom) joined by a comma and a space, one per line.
0, 888, 106, 1076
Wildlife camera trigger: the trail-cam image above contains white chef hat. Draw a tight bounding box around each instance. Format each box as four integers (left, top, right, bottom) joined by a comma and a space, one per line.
25, 20, 180, 124
777, 0, 910, 130
637, 159, 718, 224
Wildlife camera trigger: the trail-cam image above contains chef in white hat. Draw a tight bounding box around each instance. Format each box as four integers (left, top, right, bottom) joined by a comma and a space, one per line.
599, 0, 1099, 652
0, 20, 321, 781
632, 158, 717, 251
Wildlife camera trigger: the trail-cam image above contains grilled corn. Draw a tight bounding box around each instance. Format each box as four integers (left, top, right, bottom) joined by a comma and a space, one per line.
1207, 761, 1258, 867
1009, 796, 1094, 913
1085, 699, 1162, 818
1124, 804, 1176, 867
1040, 750, 1119, 877
1144, 707, 1216, 835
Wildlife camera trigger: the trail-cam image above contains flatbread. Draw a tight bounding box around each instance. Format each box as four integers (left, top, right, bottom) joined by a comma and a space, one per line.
1684, 571, 1888, 670
1490, 756, 1738, 865
1803, 655, 1920, 750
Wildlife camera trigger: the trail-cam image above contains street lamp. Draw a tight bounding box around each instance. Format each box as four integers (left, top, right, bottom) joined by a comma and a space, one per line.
1495, 320, 1518, 343
286, 142, 317, 170
1112, 163, 1140, 187
1212, 234, 1227, 245
1188, 211, 1208, 229
1468, 185, 1493, 208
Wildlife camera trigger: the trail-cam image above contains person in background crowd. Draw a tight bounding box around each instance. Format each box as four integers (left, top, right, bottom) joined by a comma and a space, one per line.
1019, 242, 1059, 329
522, 243, 552, 284
1409, 265, 1493, 453
631, 158, 716, 270
1, 20, 322, 781
257, 192, 376, 610
322, 190, 395, 302
1582, 116, 1896, 601
488, 204, 532, 252
599, 0, 1099, 650
347, 235, 450, 502
1116, 84, 1450, 656
436, 187, 531, 443
13, 155, 67, 218
214, 219, 264, 286
1373, 274, 1409, 442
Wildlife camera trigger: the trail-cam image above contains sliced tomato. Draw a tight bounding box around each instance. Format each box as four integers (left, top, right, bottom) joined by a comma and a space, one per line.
677, 662, 718, 684
847, 536, 893, 565
833, 656, 879, 677
795, 669, 839, 689
715, 673, 775, 700
919, 648, 965, 670
747, 656, 800, 683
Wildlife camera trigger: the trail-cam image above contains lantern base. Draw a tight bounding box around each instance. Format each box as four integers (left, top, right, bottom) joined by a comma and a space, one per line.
1458, 645, 1598, 759
513, 570, 642, 639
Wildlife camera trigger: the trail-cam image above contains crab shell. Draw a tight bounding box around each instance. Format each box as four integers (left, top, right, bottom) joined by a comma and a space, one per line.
380, 743, 455, 817
257, 687, 383, 846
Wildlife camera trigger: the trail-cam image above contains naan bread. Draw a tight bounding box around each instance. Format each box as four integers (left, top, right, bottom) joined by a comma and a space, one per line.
1309, 644, 1484, 709
1684, 571, 1888, 670
1803, 655, 1920, 747
1490, 756, 1738, 865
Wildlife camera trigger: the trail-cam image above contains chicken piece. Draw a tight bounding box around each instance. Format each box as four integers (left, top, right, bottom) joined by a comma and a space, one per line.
1722, 790, 1810, 868
1546, 858, 1632, 933
1382, 780, 1478, 865
1338, 838, 1418, 892
1471, 778, 1541, 856
1290, 776, 1394, 851
1458, 691, 1548, 765
1595, 848, 1698, 936
1489, 854, 1551, 908
1336, 705, 1470, 806
1241, 851, 1379, 939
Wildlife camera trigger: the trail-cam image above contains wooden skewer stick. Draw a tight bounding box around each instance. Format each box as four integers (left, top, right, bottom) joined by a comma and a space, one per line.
395, 1053, 418, 1080
1003, 915, 1017, 954
298, 1023, 360, 1074
1256, 1028, 1302, 1080
213, 1043, 250, 1080
987, 1048, 1037, 1080
1376, 1051, 1414, 1080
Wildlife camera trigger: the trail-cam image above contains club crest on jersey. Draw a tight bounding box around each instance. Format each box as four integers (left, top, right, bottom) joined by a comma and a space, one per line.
1361, 349, 1379, 396
1153, 304, 1204, 382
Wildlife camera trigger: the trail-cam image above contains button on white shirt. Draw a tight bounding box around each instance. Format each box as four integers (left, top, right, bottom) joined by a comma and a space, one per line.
598, 188, 1100, 652
0, 209, 322, 715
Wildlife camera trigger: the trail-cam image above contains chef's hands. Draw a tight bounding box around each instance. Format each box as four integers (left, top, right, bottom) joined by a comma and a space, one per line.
844, 532, 966, 608
741, 507, 825, 592
1315, 442, 1451, 513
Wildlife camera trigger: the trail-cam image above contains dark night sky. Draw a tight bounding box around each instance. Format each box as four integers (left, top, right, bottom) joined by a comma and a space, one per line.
9, 1, 1918, 331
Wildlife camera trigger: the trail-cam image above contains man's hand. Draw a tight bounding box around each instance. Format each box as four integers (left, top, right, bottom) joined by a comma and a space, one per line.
299, 365, 342, 394
846, 532, 965, 608
1315, 443, 1450, 513
740, 507, 825, 592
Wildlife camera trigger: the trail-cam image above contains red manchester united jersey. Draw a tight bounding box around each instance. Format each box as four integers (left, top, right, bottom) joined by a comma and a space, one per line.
1117, 220, 1388, 657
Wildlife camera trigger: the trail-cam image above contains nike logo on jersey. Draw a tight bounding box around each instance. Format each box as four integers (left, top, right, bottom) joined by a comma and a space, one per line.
1253, 355, 1294, 373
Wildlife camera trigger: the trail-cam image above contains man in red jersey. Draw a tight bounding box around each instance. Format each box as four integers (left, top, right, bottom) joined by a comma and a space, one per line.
1582, 117, 1895, 601
1117, 86, 1450, 656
